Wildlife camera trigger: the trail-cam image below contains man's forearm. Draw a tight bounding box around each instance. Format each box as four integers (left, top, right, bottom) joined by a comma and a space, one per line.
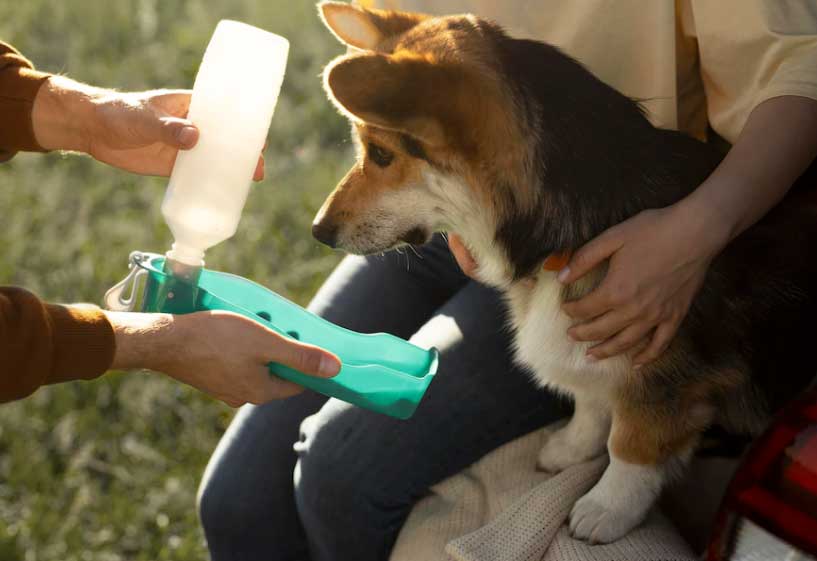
31, 75, 104, 152
681, 95, 817, 244
105, 311, 179, 373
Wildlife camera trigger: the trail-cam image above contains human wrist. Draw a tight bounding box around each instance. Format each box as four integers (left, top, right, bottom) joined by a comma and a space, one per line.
673, 191, 734, 257
106, 311, 178, 372
31, 75, 104, 152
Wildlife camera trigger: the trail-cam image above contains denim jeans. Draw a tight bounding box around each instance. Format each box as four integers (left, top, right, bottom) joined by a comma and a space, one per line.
197, 235, 569, 561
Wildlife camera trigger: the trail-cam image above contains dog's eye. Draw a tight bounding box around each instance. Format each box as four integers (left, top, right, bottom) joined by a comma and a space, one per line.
367, 142, 394, 168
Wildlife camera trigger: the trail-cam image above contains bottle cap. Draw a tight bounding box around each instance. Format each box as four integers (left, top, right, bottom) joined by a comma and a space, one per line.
166, 242, 205, 267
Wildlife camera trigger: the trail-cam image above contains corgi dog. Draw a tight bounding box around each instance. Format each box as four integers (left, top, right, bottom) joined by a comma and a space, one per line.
313, 1, 817, 544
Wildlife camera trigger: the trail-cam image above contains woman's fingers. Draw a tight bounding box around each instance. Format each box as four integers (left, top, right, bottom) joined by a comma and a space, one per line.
568, 308, 636, 342
633, 318, 680, 367
587, 322, 653, 360
559, 228, 626, 320
557, 226, 623, 284
562, 286, 616, 321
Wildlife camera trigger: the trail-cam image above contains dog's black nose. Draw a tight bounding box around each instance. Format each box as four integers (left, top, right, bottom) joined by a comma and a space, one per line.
312, 221, 338, 248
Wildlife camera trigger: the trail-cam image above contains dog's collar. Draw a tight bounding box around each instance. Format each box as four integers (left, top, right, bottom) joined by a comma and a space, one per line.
542, 251, 571, 272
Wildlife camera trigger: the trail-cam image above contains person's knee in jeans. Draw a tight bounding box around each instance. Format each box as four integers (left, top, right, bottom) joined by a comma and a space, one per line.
293, 401, 412, 561
197, 460, 276, 555
197, 394, 325, 561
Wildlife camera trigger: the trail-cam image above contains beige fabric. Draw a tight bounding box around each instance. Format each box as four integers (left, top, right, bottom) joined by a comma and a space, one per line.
390, 427, 697, 561
365, 0, 817, 144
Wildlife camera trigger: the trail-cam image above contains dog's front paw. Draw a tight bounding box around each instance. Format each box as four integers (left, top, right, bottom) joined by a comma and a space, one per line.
536, 425, 606, 473
568, 492, 642, 544
568, 458, 662, 544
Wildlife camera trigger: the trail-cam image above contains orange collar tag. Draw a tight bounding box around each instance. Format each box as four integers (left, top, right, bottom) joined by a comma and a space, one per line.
542, 251, 571, 272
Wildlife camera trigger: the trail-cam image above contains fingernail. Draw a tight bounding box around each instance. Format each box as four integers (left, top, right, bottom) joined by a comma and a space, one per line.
176, 125, 197, 148
320, 356, 341, 377
586, 353, 598, 364
633, 363, 643, 371
557, 267, 570, 284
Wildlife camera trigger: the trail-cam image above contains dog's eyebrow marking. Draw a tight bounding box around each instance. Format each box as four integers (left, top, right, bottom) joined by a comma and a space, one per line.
399, 133, 431, 163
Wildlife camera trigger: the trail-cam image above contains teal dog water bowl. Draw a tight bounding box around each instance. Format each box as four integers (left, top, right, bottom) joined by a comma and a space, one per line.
106, 252, 437, 419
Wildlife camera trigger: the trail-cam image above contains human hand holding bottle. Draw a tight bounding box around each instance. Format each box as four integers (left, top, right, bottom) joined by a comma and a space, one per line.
31, 76, 265, 179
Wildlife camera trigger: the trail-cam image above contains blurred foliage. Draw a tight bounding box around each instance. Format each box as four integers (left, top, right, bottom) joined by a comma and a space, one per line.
0, 1, 352, 559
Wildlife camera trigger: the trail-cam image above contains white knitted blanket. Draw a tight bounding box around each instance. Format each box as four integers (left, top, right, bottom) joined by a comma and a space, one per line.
391, 426, 697, 561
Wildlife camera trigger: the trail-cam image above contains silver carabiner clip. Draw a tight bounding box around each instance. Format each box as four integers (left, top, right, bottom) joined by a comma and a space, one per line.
104, 251, 150, 311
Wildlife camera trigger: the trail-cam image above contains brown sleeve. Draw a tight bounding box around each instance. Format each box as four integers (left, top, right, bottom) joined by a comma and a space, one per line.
0, 40, 52, 162
0, 286, 116, 403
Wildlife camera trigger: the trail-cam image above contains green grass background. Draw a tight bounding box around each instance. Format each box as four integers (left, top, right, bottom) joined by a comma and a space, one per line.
0, 1, 351, 559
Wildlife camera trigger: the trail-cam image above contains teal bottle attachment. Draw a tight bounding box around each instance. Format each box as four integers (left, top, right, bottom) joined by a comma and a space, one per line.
105, 252, 438, 419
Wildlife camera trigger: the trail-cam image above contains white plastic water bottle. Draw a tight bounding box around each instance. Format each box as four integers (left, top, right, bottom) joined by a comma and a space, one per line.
162, 20, 289, 269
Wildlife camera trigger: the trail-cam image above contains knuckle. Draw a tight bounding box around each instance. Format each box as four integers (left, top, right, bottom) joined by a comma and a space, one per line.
596, 345, 614, 358
609, 339, 630, 354
296, 349, 323, 375
657, 335, 673, 353
622, 330, 641, 347
643, 350, 660, 364
609, 333, 636, 354
582, 329, 600, 342
573, 253, 592, 271
569, 325, 587, 340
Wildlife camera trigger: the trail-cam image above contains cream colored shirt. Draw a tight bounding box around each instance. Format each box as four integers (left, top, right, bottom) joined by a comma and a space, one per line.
366, 0, 817, 144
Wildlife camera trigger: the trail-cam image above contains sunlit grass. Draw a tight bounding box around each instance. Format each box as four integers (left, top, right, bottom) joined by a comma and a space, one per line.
0, 1, 349, 559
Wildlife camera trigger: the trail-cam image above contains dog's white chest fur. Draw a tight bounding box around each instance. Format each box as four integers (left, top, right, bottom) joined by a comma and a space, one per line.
505, 274, 628, 398
423, 168, 629, 395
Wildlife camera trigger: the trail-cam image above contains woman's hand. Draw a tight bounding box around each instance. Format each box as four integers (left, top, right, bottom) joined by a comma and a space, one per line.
450, 202, 726, 367
558, 203, 728, 366
451, 97, 817, 368
32, 76, 264, 179
562, 96, 817, 366
106, 310, 341, 408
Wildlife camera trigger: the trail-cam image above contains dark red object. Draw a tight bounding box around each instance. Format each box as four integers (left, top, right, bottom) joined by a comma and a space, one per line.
707, 388, 817, 560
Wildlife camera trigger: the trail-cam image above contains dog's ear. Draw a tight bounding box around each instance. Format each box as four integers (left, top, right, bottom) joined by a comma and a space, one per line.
318, 2, 426, 51
325, 52, 472, 147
